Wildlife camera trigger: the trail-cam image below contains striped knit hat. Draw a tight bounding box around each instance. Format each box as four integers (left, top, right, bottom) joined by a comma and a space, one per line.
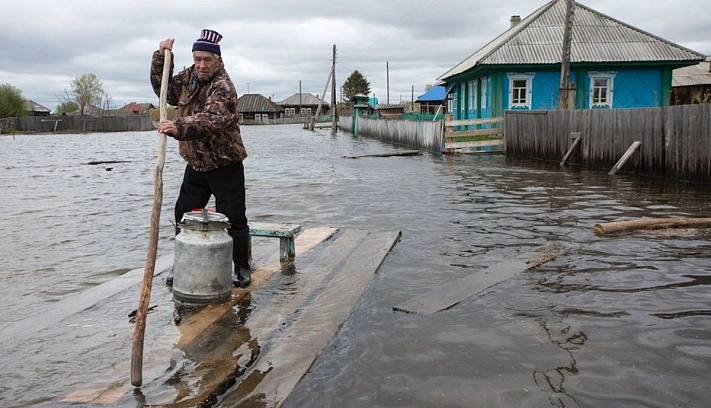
192, 29, 222, 56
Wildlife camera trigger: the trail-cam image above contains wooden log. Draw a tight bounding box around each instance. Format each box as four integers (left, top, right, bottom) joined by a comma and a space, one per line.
594, 218, 711, 235
342, 150, 421, 159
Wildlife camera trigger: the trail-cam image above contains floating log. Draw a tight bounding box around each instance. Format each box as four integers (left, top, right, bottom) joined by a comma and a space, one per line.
342, 150, 421, 159
84, 160, 131, 165
594, 217, 711, 235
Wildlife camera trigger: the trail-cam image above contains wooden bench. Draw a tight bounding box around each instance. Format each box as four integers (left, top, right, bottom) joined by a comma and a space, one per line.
249, 222, 302, 263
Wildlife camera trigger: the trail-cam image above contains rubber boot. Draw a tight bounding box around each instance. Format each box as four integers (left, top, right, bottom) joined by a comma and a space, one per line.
230, 229, 252, 288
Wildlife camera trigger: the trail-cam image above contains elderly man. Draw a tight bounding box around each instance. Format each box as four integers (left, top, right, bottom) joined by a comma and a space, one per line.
151, 29, 252, 288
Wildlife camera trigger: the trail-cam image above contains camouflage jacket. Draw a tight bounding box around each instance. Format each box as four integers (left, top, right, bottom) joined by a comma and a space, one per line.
150, 50, 247, 172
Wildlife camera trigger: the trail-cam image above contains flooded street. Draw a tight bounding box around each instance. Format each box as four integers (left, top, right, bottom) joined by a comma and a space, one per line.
1, 124, 710, 407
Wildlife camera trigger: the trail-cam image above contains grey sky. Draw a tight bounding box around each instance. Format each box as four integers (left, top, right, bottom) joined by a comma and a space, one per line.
2, 0, 709, 112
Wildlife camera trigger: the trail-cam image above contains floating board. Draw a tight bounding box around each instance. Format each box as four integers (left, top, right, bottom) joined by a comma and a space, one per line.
393, 245, 563, 315
56, 227, 400, 407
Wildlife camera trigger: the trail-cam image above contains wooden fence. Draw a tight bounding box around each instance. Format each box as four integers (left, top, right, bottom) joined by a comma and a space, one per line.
340, 116, 443, 154
444, 115, 505, 154
1, 115, 154, 134
505, 104, 711, 182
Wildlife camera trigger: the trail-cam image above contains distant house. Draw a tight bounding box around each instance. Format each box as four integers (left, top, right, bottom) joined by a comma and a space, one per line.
237, 94, 284, 123
438, 0, 706, 122
119, 102, 155, 115
24, 100, 51, 116
277, 93, 329, 116
67, 104, 104, 116
672, 57, 711, 105
375, 103, 407, 119
416, 85, 447, 115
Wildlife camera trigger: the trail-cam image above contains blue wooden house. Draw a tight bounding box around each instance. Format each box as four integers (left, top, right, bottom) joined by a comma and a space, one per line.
438, 0, 706, 121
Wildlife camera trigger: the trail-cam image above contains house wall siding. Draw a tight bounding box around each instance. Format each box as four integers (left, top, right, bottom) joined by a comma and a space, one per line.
452, 67, 669, 120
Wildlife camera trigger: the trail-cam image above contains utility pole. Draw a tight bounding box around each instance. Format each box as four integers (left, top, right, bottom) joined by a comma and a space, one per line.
299, 80, 302, 117
558, 0, 575, 110
411, 85, 414, 113
331, 44, 337, 135
386, 61, 390, 105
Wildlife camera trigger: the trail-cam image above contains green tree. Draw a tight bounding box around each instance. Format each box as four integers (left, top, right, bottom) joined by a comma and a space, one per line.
56, 101, 79, 115
59, 73, 104, 116
342, 70, 371, 102
0, 83, 25, 118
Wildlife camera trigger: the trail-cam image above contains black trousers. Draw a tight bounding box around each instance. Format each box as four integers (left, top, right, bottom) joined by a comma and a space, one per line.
174, 162, 248, 234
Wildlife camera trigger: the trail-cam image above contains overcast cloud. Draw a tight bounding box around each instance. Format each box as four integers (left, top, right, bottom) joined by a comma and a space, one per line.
2, 0, 710, 111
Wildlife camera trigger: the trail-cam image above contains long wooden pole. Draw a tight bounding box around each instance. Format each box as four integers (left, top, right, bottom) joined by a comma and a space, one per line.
558, 0, 575, 110
131, 48, 172, 387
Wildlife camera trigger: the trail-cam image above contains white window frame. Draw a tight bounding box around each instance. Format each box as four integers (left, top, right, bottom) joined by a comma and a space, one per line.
588, 72, 616, 108
469, 80, 478, 112
507, 73, 535, 109
481, 76, 488, 109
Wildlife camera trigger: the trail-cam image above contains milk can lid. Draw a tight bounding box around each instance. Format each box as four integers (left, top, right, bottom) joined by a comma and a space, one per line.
180, 210, 231, 231
182, 210, 229, 224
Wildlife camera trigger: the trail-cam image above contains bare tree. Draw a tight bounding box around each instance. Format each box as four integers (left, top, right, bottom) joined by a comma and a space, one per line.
101, 91, 115, 117
57, 74, 104, 115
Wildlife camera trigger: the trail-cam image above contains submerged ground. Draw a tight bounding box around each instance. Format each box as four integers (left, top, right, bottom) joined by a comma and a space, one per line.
1, 125, 710, 407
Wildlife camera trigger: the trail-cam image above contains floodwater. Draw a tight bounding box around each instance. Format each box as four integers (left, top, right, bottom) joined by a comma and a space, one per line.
1, 124, 710, 407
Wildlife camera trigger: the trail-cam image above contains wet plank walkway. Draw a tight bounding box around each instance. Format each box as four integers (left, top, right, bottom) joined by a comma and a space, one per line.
0, 227, 400, 407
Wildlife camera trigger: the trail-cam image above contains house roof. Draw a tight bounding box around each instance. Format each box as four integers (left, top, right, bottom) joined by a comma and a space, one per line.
120, 102, 149, 112
673, 57, 711, 87
24, 100, 51, 113
375, 103, 407, 110
277, 93, 329, 107
238, 94, 283, 113
416, 86, 446, 102
439, 0, 706, 81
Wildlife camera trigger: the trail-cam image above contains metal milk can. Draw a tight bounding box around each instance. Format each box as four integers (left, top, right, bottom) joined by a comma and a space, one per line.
172, 209, 233, 305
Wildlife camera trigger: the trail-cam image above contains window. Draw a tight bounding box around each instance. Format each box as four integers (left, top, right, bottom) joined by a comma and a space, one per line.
481, 77, 488, 109
507, 73, 535, 109
469, 80, 478, 111
512, 80, 527, 104
588, 72, 616, 108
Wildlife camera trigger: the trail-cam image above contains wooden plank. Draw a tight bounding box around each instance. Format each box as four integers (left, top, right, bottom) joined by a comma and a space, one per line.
447, 128, 504, 139
559, 133, 581, 166
60, 227, 339, 405
446, 139, 504, 150
250, 222, 301, 238
173, 226, 338, 348
445, 117, 505, 127
393, 245, 564, 315
608, 140, 641, 175
0, 256, 174, 343
220, 230, 402, 408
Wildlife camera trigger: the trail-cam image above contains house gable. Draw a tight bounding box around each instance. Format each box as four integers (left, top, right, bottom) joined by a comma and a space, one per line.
440, 0, 705, 83
440, 0, 706, 116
